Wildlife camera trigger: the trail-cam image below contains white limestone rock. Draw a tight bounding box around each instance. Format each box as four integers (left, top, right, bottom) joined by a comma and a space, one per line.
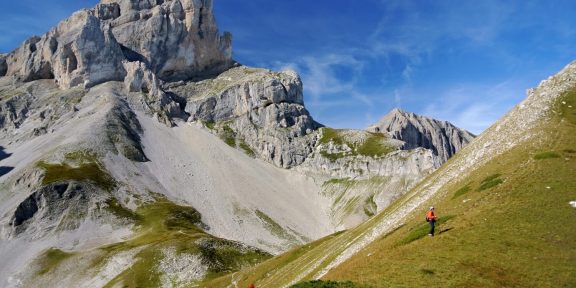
2, 0, 232, 88
368, 108, 475, 163
168, 66, 318, 168
4, 10, 126, 89
105, 0, 232, 81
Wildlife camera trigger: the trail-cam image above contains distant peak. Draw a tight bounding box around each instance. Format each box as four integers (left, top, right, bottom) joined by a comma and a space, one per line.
367, 108, 475, 163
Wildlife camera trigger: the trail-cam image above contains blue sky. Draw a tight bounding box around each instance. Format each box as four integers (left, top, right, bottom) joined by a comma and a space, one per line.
1, 1, 575, 134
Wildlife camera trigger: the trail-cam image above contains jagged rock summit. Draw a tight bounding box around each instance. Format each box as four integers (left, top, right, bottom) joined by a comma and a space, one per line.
0, 0, 232, 89
368, 108, 475, 163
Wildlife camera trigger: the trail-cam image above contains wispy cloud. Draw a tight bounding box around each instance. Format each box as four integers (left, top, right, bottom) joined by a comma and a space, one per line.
272, 54, 364, 104
421, 80, 526, 134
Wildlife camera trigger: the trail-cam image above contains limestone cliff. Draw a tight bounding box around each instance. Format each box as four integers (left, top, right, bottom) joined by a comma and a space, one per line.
166, 66, 320, 168
1, 0, 232, 88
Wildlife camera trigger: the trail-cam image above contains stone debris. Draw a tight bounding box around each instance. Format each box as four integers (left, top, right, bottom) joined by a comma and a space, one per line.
158, 248, 207, 287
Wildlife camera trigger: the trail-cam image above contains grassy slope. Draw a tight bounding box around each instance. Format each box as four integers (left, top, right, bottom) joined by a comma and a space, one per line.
319, 88, 576, 287
203, 86, 576, 288
29, 194, 271, 287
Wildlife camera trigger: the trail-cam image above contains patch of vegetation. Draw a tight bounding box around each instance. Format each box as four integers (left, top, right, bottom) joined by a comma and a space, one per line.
240, 141, 255, 157
363, 196, 377, 217
318, 129, 393, 160
99, 194, 271, 287
534, 151, 561, 160
255, 210, 298, 243
477, 174, 504, 191
37, 248, 75, 275
37, 152, 115, 191
290, 280, 367, 288
197, 238, 271, 278
320, 151, 348, 162
220, 124, 236, 147
204, 121, 216, 130
396, 215, 456, 246
356, 133, 395, 158
452, 185, 471, 199
103, 247, 163, 288
319, 128, 345, 145
105, 198, 141, 222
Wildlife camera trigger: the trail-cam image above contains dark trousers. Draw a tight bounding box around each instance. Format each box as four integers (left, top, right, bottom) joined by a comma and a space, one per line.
429, 220, 436, 235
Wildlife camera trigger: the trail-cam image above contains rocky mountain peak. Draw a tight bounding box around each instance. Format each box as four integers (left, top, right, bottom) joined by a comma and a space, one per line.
367, 108, 475, 163
1, 0, 232, 89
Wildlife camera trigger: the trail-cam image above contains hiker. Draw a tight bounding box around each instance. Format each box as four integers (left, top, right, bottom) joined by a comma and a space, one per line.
426, 206, 437, 236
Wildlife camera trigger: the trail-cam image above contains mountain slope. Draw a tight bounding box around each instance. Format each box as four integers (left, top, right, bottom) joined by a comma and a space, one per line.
0, 1, 478, 286
203, 61, 576, 288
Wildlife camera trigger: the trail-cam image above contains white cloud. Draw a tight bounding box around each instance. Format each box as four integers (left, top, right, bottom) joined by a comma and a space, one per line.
271, 53, 366, 105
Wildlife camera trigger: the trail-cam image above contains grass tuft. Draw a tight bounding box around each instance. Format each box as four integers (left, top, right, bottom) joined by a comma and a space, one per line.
240, 141, 255, 157
204, 121, 216, 130
477, 174, 504, 191
452, 185, 471, 199
534, 151, 561, 160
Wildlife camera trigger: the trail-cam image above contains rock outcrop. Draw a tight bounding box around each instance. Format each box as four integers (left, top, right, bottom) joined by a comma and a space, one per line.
3, 0, 232, 89
368, 108, 475, 163
168, 66, 320, 168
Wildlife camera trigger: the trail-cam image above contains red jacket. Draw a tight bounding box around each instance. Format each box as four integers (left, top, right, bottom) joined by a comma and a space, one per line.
426, 210, 437, 221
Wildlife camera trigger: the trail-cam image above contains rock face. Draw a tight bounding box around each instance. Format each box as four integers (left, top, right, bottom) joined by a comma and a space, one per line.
168, 66, 320, 168
3, 0, 232, 89
368, 108, 475, 163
